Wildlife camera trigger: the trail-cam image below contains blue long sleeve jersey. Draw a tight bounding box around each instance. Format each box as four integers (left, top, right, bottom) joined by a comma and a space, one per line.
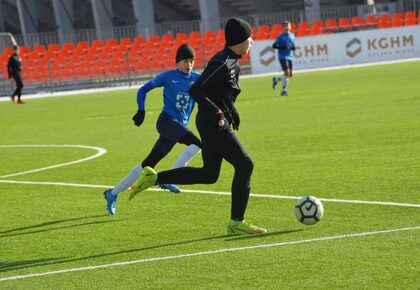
137, 69, 201, 125
273, 32, 295, 60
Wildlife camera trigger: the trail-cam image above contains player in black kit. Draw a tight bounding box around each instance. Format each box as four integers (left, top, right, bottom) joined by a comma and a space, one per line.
129, 18, 267, 235
7, 45, 25, 104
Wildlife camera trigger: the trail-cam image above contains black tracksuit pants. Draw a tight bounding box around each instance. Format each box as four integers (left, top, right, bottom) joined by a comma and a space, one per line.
12, 73, 24, 100
157, 109, 254, 221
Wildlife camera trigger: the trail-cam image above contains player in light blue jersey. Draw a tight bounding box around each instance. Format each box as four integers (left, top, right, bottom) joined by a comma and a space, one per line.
272, 21, 295, 96
103, 44, 202, 215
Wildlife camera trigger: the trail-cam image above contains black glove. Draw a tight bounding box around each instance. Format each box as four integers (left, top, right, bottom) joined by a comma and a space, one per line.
231, 107, 240, 131
132, 110, 145, 127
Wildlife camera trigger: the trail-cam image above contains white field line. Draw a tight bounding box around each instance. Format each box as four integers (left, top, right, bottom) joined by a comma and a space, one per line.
0, 179, 419, 208
0, 225, 419, 282
0, 145, 106, 178
1, 57, 419, 102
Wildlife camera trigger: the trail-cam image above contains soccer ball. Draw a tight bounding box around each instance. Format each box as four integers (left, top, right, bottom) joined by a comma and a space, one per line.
294, 196, 324, 225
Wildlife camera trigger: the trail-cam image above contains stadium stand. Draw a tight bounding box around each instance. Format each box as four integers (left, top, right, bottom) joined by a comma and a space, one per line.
1, 11, 419, 83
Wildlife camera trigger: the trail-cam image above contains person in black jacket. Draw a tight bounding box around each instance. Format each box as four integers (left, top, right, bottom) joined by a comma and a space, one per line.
128, 18, 267, 235
7, 45, 25, 104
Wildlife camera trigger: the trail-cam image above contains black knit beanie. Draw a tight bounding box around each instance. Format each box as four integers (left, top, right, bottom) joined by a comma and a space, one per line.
225, 17, 252, 46
175, 44, 195, 63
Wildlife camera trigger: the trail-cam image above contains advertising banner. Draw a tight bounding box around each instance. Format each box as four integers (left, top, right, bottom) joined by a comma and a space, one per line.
250, 26, 420, 74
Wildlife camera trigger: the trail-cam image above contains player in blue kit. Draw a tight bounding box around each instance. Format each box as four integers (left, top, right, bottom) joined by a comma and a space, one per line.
103, 44, 202, 215
272, 21, 295, 96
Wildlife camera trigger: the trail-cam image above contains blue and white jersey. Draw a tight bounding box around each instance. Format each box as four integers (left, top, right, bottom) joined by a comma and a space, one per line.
137, 69, 201, 125
274, 32, 295, 61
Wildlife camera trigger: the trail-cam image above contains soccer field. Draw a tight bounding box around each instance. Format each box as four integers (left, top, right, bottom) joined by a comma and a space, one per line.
1, 61, 419, 289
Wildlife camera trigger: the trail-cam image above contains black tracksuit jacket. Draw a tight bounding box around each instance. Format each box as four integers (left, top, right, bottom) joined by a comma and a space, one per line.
189, 46, 241, 130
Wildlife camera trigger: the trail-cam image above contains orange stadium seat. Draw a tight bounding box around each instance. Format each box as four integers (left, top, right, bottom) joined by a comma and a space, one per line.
189, 31, 201, 39
312, 20, 323, 29
77, 41, 89, 50
48, 43, 60, 52
310, 26, 322, 36
204, 30, 216, 39
176, 33, 188, 42
63, 42, 75, 51
133, 36, 146, 45
92, 40, 103, 48
404, 17, 417, 26
325, 19, 338, 30
106, 39, 118, 47
161, 34, 174, 42
351, 16, 364, 27
392, 18, 404, 27
148, 35, 160, 43
120, 37, 132, 46
365, 15, 378, 26
378, 20, 391, 29
378, 14, 390, 24
338, 18, 351, 29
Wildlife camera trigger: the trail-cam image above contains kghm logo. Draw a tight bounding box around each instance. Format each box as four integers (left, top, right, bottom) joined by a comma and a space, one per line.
346, 38, 362, 58
259, 46, 276, 66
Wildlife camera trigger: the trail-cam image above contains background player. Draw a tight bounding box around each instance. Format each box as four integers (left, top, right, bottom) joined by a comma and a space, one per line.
272, 21, 295, 96
7, 45, 25, 104
104, 44, 202, 215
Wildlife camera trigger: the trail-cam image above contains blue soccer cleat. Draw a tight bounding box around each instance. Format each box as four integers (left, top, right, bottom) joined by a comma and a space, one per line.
272, 77, 278, 90
104, 188, 118, 215
281, 90, 288, 96
160, 184, 181, 194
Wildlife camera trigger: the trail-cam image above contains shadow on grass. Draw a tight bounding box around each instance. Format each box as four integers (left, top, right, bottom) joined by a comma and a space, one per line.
0, 215, 122, 239
0, 228, 301, 273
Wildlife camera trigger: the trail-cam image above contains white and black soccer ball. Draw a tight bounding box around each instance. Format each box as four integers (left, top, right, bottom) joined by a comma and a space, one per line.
294, 196, 324, 225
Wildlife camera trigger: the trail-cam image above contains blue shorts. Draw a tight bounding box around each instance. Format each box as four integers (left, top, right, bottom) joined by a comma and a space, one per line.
152, 112, 191, 155
279, 59, 293, 71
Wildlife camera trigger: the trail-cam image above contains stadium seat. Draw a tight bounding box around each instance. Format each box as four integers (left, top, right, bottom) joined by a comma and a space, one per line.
47, 43, 60, 52
189, 31, 201, 39
148, 35, 160, 43
338, 18, 351, 29
3, 47, 13, 56
392, 18, 404, 27
33, 44, 46, 54
77, 41, 89, 50
20, 46, 31, 55
325, 19, 338, 30
378, 20, 391, 29
271, 24, 282, 34
161, 34, 174, 42
133, 36, 146, 45
63, 42, 75, 51
176, 33, 188, 42
120, 38, 132, 46
106, 39, 118, 47
310, 26, 322, 36
290, 22, 297, 33
404, 11, 416, 21
392, 13, 403, 21
311, 20, 323, 29
378, 14, 390, 24
365, 15, 378, 26
297, 26, 310, 37
92, 40, 104, 48
404, 17, 417, 26
298, 21, 310, 30
204, 30, 216, 39
351, 16, 365, 27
